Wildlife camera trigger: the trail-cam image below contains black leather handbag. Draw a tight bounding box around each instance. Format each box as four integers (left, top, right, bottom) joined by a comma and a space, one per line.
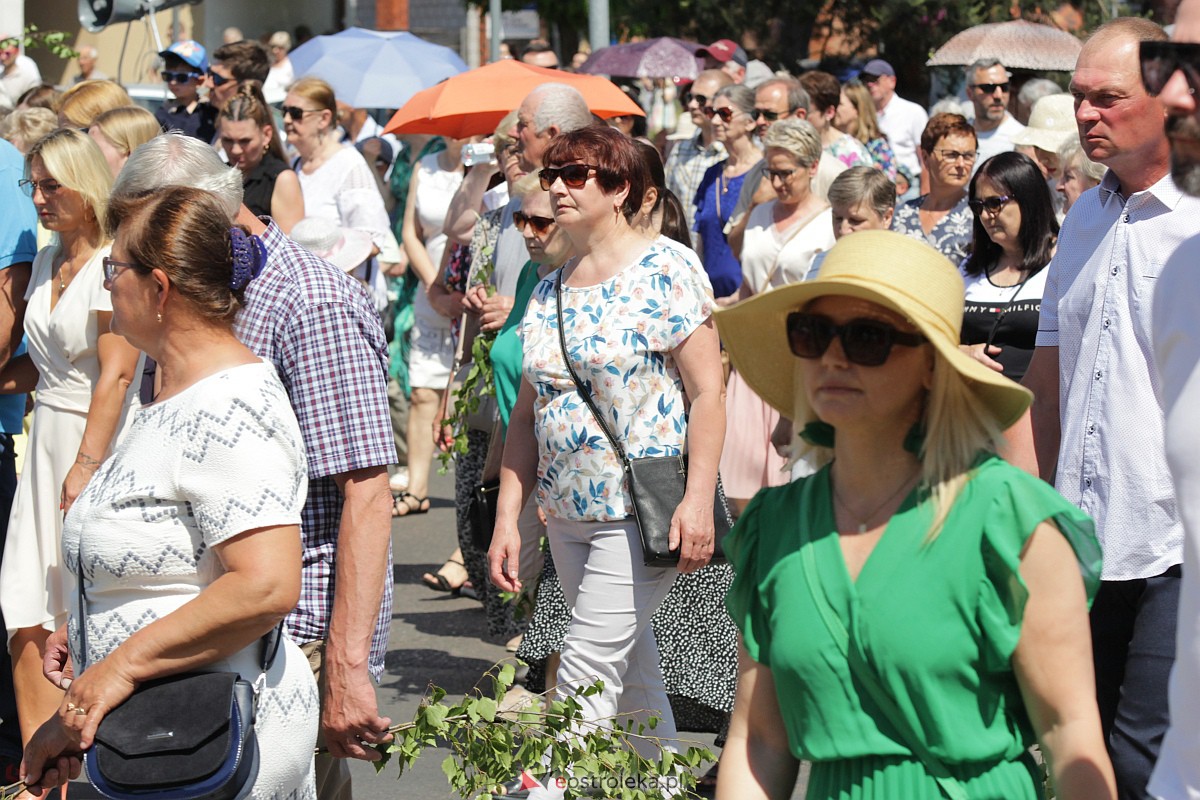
78, 569, 277, 800
555, 270, 732, 567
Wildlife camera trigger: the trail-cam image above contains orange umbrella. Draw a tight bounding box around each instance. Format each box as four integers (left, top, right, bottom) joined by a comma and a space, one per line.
384, 60, 643, 138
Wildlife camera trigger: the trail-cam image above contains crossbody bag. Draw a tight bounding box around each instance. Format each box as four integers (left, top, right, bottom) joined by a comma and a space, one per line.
555, 268, 732, 567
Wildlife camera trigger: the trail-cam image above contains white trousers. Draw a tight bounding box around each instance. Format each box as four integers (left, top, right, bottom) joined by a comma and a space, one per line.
547, 516, 678, 751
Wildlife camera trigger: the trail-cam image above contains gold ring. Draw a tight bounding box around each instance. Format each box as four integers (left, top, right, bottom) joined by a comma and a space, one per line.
74, 706, 88, 716
65, 702, 77, 712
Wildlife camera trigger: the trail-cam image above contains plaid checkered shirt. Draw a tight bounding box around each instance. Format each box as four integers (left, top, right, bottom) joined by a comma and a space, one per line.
235, 221, 397, 680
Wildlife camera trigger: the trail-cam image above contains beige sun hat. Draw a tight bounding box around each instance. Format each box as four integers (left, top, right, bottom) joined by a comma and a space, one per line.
1011, 93, 1076, 153
715, 229, 1032, 430
290, 216, 374, 273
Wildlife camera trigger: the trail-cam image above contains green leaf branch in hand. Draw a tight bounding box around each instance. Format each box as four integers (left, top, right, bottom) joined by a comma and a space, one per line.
353, 661, 717, 798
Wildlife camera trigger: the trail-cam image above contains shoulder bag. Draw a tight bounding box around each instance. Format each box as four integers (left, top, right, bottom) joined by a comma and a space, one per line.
79, 565, 279, 800
555, 268, 733, 568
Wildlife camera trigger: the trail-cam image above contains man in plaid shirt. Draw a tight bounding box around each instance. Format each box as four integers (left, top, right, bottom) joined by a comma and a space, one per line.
664, 68, 731, 247
114, 133, 397, 800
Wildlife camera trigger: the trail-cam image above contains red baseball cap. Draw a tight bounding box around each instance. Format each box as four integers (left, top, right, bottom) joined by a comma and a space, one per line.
699, 39, 748, 67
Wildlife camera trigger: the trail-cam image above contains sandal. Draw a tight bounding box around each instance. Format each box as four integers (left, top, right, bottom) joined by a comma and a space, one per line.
392, 491, 430, 517
422, 558, 468, 593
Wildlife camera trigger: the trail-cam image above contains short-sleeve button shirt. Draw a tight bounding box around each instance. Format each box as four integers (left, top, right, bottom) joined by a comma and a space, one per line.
235, 221, 397, 678
1037, 170, 1200, 580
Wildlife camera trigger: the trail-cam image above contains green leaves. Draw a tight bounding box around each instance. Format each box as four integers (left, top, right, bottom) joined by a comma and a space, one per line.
3, 26, 79, 60
363, 661, 717, 798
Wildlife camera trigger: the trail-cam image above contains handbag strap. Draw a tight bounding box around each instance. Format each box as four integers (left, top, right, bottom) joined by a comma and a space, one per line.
76, 551, 280, 678
554, 268, 630, 467
799, 532, 969, 800
757, 202, 829, 292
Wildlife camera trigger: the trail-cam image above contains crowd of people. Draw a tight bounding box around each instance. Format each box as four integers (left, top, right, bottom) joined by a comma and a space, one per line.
0, 10, 1199, 800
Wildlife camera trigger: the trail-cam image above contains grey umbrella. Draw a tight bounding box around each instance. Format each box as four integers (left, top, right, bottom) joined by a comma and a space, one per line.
927, 19, 1083, 71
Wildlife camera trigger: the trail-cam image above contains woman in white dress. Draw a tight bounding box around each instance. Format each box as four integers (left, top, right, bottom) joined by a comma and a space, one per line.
21, 186, 319, 797
396, 136, 465, 517
0, 128, 142, 750
721, 119, 835, 512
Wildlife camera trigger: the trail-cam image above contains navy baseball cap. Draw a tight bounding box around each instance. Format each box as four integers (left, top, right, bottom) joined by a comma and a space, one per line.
861, 59, 895, 78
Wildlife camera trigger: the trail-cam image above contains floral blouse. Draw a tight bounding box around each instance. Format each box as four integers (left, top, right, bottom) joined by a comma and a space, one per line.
520, 238, 714, 521
865, 137, 898, 181
891, 193, 974, 269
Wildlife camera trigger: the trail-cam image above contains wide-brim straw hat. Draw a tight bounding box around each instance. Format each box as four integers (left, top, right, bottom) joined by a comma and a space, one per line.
715, 229, 1032, 430
1011, 93, 1076, 153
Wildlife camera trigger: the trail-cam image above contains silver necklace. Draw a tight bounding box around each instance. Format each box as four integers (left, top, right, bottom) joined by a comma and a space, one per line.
832, 469, 919, 534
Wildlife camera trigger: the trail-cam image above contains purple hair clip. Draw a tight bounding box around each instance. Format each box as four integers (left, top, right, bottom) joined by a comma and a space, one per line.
229, 228, 267, 291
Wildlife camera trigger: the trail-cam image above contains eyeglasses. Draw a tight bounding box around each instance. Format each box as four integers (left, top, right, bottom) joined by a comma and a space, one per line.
766, 167, 798, 182
971, 82, 1011, 94
281, 105, 321, 121
205, 68, 231, 86
935, 149, 977, 164
161, 70, 200, 84
703, 106, 737, 122
102, 257, 143, 283
1140, 40, 1200, 96
683, 92, 709, 108
512, 211, 556, 235
786, 312, 926, 367
17, 178, 61, 198
538, 164, 600, 190
754, 108, 782, 122
968, 195, 1013, 215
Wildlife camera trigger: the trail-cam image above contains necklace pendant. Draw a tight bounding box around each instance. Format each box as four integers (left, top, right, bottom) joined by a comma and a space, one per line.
857, 523, 867, 534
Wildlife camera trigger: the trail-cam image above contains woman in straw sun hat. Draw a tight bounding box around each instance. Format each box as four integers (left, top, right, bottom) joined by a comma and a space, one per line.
714, 230, 1115, 799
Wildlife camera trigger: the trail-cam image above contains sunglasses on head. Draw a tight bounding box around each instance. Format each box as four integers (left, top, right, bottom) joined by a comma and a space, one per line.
1140, 40, 1200, 96
205, 68, 231, 86
538, 164, 600, 190
684, 91, 709, 107
972, 82, 1010, 94
786, 312, 926, 367
161, 70, 199, 84
513, 211, 555, 235
968, 195, 1012, 215
703, 106, 737, 122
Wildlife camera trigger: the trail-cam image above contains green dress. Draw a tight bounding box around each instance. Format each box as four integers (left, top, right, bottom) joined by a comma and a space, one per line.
725, 454, 1102, 799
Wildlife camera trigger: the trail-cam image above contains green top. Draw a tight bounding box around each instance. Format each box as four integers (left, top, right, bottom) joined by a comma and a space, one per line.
491, 260, 543, 428
725, 455, 1101, 799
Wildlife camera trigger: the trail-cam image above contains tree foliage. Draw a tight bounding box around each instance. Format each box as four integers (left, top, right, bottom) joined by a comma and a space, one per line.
1, 26, 78, 61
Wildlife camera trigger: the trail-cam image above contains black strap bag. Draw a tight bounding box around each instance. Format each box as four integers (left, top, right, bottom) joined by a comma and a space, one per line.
78, 566, 277, 800
555, 269, 733, 567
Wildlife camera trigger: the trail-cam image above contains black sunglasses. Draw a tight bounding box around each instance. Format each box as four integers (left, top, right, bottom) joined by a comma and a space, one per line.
786, 312, 926, 367
859, 72, 882, 84
538, 164, 600, 190
513, 211, 555, 234
972, 82, 1011, 94
161, 70, 200, 84
205, 68, 231, 86
968, 195, 1013, 215
281, 105, 321, 121
754, 108, 782, 122
703, 106, 737, 122
1140, 40, 1200, 96
683, 92, 709, 107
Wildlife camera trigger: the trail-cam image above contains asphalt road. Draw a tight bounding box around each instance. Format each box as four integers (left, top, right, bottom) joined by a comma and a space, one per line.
71, 464, 808, 799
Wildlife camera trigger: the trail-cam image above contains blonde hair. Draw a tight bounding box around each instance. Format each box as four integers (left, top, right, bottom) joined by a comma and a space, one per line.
510, 171, 544, 201
289, 76, 338, 129
493, 109, 520, 149
1, 107, 56, 154
58, 79, 132, 128
1058, 137, 1106, 183
91, 106, 161, 157
843, 81, 885, 144
27, 128, 114, 234
790, 338, 1004, 540
763, 118, 822, 167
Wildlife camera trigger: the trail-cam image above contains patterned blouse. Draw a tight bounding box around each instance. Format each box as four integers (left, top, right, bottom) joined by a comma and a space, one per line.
865, 137, 898, 181
520, 238, 714, 521
891, 193, 974, 269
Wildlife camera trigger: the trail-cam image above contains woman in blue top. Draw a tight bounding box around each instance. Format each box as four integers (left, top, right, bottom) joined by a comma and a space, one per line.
713, 231, 1114, 799
693, 84, 762, 302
